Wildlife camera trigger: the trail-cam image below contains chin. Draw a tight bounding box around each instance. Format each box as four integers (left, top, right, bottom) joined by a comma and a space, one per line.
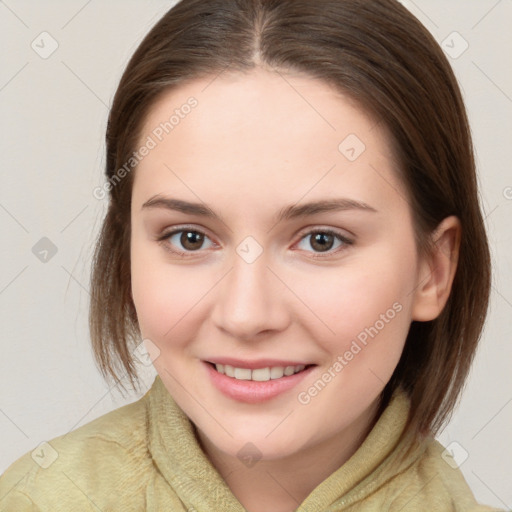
203, 424, 313, 463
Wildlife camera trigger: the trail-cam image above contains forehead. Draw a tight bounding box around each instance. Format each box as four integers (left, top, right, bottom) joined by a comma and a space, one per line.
139, 67, 383, 153
133, 67, 407, 215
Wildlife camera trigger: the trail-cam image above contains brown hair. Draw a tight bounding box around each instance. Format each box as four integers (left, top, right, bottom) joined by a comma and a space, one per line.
89, 0, 491, 444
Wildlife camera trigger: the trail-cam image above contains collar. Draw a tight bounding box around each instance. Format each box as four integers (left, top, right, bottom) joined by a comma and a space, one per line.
146, 375, 425, 511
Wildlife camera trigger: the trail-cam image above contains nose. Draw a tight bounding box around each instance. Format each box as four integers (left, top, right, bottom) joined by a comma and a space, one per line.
211, 247, 290, 341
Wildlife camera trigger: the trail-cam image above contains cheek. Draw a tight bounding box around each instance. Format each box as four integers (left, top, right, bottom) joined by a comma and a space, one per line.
130, 241, 215, 347
295, 245, 416, 364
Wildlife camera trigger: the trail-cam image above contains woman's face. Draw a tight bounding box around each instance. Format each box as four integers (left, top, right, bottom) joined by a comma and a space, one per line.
130, 67, 428, 461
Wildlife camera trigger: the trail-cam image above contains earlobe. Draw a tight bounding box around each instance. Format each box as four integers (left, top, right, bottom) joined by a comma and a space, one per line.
411, 216, 461, 322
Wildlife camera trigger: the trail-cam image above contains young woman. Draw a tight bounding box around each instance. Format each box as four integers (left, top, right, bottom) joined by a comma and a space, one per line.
0, 0, 503, 510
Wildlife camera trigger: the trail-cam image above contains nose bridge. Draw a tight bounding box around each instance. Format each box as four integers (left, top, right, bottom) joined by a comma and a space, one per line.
212, 244, 287, 338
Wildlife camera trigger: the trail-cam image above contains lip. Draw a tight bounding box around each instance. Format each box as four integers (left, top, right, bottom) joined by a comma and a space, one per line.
205, 357, 313, 370
203, 360, 316, 403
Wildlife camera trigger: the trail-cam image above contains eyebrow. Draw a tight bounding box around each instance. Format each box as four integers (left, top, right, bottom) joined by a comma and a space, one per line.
141, 195, 377, 223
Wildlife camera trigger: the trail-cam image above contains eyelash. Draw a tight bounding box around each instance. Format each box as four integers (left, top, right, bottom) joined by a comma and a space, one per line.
156, 225, 354, 259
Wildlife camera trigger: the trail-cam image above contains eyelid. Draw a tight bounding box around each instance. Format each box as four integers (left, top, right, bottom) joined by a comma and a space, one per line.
292, 227, 354, 258
157, 224, 354, 258
156, 224, 217, 256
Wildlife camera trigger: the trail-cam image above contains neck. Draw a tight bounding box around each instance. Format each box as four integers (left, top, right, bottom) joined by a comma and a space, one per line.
195, 397, 381, 512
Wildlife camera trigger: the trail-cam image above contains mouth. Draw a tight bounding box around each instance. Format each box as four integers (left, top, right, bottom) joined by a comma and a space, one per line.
206, 361, 316, 381
203, 360, 317, 403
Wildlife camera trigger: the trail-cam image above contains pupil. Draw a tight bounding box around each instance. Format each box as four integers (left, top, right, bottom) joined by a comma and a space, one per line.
182, 231, 203, 250
312, 233, 333, 252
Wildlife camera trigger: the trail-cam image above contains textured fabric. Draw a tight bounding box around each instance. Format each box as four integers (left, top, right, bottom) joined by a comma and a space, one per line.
0, 375, 503, 511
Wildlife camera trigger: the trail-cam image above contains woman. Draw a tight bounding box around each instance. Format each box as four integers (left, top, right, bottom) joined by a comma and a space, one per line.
0, 0, 502, 510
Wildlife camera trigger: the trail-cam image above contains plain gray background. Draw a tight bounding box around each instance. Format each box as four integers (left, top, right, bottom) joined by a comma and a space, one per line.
1, 0, 511, 509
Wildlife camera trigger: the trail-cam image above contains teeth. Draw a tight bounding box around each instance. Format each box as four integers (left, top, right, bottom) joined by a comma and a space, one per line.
283, 366, 295, 376
270, 366, 286, 379
214, 363, 307, 381
234, 367, 252, 380
252, 367, 271, 381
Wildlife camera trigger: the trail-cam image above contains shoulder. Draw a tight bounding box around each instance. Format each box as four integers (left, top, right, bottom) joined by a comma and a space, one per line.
388, 437, 504, 511
0, 391, 151, 511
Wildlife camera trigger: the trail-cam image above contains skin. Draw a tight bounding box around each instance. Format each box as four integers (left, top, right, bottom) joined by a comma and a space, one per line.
130, 66, 460, 512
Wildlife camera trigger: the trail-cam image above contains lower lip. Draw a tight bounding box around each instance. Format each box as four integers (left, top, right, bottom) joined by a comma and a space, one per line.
203, 361, 315, 403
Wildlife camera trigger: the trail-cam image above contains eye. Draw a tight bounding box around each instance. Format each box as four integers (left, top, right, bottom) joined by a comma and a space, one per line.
156, 226, 353, 258
157, 226, 215, 256
295, 229, 353, 257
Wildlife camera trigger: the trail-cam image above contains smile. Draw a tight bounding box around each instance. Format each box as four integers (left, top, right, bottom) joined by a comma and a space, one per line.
213, 363, 309, 381
203, 360, 316, 403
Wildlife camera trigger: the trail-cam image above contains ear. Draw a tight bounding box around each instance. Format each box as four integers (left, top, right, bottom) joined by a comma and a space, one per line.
411, 216, 461, 322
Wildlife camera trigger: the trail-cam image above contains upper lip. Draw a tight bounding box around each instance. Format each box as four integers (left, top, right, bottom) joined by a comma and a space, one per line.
204, 357, 315, 369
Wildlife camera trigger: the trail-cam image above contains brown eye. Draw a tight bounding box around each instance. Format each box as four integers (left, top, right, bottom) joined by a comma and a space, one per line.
158, 227, 214, 256
296, 229, 353, 257
180, 230, 205, 251
309, 232, 335, 252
